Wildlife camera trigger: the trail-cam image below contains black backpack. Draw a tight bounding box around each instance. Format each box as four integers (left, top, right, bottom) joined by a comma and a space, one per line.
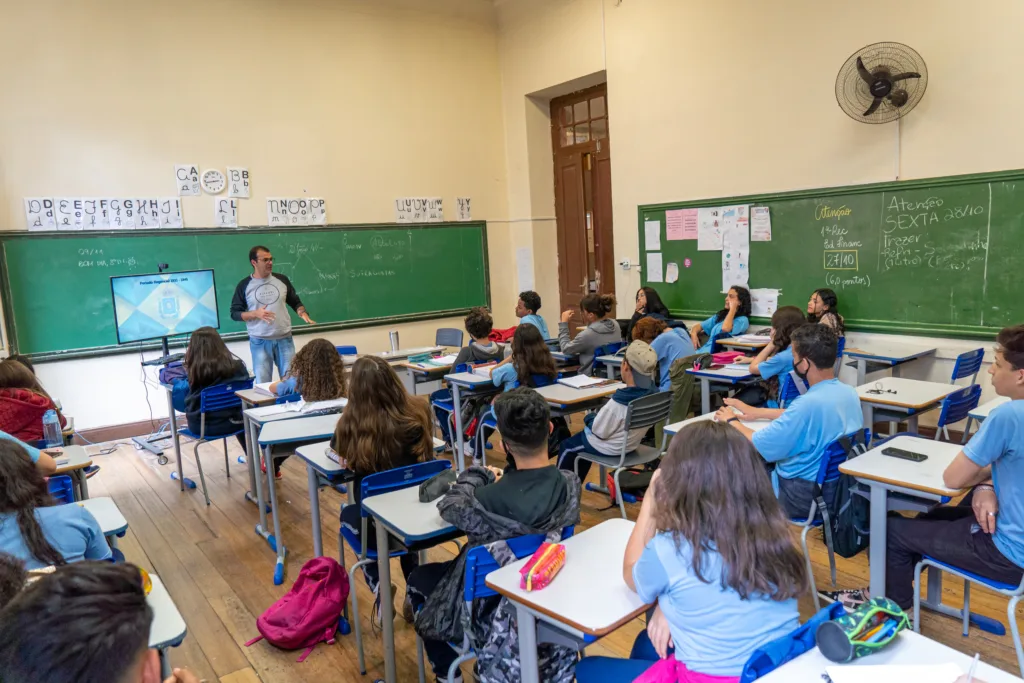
830, 434, 872, 559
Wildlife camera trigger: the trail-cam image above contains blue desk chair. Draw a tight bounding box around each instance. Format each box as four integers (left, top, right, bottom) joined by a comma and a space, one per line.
789, 428, 870, 609
339, 459, 452, 675
951, 348, 985, 385
473, 374, 556, 461
336, 345, 358, 356
778, 370, 808, 409
417, 526, 575, 683
177, 378, 253, 505
833, 336, 846, 375
931, 384, 981, 443
436, 328, 464, 348
47, 475, 75, 505
431, 363, 471, 449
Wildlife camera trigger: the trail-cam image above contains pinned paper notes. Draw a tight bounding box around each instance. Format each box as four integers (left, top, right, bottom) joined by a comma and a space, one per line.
666, 209, 698, 240
644, 220, 662, 251
697, 208, 722, 251
751, 206, 772, 241
646, 252, 663, 283
665, 262, 679, 283
750, 288, 780, 317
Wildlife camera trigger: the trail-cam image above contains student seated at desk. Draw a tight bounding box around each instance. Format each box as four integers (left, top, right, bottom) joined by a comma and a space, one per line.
333, 356, 434, 617
269, 337, 348, 401
716, 325, 862, 519
632, 316, 694, 392
557, 341, 658, 483
410, 388, 581, 683
626, 286, 675, 342
182, 327, 249, 451
690, 286, 751, 354
0, 441, 110, 570
731, 306, 805, 408
0, 560, 202, 683
559, 293, 622, 375
515, 289, 550, 339
452, 307, 504, 367
0, 358, 66, 443
827, 325, 1024, 612
806, 287, 845, 335
0, 429, 56, 475
576, 421, 802, 683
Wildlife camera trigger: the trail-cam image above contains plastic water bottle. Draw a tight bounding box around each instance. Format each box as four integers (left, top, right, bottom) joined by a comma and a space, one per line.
42, 410, 62, 448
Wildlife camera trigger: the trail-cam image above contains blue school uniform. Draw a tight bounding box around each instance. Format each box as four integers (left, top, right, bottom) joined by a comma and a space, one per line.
650, 331, 695, 391
519, 314, 550, 340
758, 347, 794, 409
274, 376, 300, 397
696, 314, 750, 354
491, 364, 518, 392
0, 430, 42, 463
0, 505, 112, 570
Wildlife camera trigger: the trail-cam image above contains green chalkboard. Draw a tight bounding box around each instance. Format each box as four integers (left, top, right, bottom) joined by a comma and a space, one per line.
638, 169, 1024, 339
1, 222, 489, 359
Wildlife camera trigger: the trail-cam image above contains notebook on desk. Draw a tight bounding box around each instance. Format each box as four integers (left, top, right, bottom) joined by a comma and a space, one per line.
253, 382, 276, 397
824, 663, 963, 683
557, 375, 617, 390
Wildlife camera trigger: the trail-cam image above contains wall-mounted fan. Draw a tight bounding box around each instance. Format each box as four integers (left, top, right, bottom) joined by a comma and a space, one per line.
835, 42, 928, 124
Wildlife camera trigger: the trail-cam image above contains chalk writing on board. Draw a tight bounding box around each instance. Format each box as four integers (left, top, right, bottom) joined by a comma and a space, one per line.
78, 256, 138, 270
880, 192, 988, 273
825, 273, 871, 290
287, 242, 324, 256
350, 268, 396, 278
814, 204, 853, 221
824, 250, 858, 271
815, 202, 860, 275
371, 236, 407, 249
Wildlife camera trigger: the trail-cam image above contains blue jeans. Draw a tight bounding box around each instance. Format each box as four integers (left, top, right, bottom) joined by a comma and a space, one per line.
575, 630, 661, 682
250, 336, 296, 384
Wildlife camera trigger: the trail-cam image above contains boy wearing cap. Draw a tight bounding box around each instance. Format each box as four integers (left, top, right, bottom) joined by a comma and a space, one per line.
556, 340, 659, 482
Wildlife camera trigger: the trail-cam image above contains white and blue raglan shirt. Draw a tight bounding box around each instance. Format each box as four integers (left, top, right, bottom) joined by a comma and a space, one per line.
229, 273, 305, 340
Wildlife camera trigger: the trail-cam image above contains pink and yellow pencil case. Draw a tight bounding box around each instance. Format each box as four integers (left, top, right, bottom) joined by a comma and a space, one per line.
518, 542, 566, 591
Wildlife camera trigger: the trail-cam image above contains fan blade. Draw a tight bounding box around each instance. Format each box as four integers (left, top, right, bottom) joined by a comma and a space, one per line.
890, 72, 921, 82
856, 57, 874, 84
863, 98, 883, 117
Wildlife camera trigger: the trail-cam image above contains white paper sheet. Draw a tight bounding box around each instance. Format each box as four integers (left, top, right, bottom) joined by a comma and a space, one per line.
136, 198, 160, 229
24, 198, 56, 231
55, 198, 83, 231
666, 262, 679, 283
175, 164, 201, 196
82, 199, 108, 230
824, 664, 962, 683
722, 247, 749, 290
110, 198, 137, 229
750, 288, 780, 318
267, 198, 288, 226
215, 197, 238, 227
158, 198, 183, 228
516, 247, 534, 291
227, 167, 250, 198
646, 252, 664, 283
412, 197, 428, 222
426, 197, 444, 222
309, 198, 327, 225
697, 207, 722, 251
457, 197, 472, 222
722, 205, 750, 250
751, 206, 772, 241
395, 198, 414, 223
644, 220, 662, 251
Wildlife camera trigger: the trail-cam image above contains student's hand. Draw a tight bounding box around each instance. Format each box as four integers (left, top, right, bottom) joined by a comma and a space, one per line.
973, 487, 999, 534
485, 465, 503, 482
723, 397, 752, 416
733, 356, 753, 364
254, 306, 275, 323
163, 668, 202, 683
647, 604, 674, 659
635, 301, 645, 314
714, 406, 737, 424
728, 298, 740, 313
560, 309, 575, 323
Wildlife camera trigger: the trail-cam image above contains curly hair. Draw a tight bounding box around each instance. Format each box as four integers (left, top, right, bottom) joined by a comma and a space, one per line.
285, 338, 347, 401
809, 288, 846, 335
769, 306, 807, 351
652, 421, 807, 601
511, 324, 557, 385
464, 307, 494, 340
631, 316, 668, 343
715, 286, 752, 322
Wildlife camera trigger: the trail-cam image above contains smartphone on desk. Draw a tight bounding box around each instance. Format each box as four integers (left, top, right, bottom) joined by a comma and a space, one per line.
882, 447, 928, 462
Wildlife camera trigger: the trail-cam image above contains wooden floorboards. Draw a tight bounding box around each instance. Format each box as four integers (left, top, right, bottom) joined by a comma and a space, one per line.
85, 431, 1024, 682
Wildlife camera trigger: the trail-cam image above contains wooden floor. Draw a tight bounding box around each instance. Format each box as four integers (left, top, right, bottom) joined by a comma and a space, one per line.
86, 430, 1024, 682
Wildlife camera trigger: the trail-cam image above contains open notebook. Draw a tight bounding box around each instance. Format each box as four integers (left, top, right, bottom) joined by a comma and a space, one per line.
824, 663, 963, 683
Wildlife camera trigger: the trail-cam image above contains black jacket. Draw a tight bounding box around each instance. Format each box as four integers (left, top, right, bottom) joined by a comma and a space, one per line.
184, 359, 250, 436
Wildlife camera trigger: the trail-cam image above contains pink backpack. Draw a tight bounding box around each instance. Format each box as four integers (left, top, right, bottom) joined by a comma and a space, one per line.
245, 556, 350, 662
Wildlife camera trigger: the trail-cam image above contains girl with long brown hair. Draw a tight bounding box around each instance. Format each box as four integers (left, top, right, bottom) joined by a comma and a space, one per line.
730, 305, 808, 408
332, 356, 433, 604
491, 324, 557, 392
558, 293, 622, 375
0, 359, 65, 443
0, 441, 110, 569
576, 421, 804, 682
182, 326, 250, 451
269, 338, 347, 402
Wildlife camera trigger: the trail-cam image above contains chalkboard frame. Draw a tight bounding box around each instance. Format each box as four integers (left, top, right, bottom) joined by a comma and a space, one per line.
0, 221, 491, 362
637, 168, 1024, 340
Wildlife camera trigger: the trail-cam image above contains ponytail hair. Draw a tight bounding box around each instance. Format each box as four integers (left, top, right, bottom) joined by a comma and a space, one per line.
580, 293, 616, 318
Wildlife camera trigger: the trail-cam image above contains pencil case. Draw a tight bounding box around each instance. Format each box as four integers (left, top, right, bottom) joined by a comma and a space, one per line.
711, 351, 745, 364
815, 596, 908, 662
518, 542, 566, 591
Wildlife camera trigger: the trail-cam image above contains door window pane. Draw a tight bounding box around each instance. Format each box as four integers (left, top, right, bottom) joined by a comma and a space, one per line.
561, 126, 574, 147
561, 105, 573, 126
592, 118, 607, 140
590, 96, 606, 118
573, 101, 588, 124
574, 122, 590, 144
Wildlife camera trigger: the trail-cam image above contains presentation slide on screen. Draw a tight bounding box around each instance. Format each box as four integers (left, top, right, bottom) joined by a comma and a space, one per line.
111, 270, 219, 343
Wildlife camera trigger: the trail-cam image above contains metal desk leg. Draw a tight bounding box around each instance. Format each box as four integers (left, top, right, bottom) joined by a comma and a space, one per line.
700, 378, 711, 415
515, 604, 540, 683
867, 483, 889, 599
856, 359, 867, 386
451, 383, 466, 472
606, 363, 615, 379
159, 648, 170, 680
375, 520, 397, 683
166, 389, 184, 492
308, 463, 323, 557
78, 469, 90, 500
242, 414, 258, 505
264, 446, 287, 585
863, 403, 875, 442
908, 413, 919, 433
892, 363, 902, 379
252, 443, 274, 552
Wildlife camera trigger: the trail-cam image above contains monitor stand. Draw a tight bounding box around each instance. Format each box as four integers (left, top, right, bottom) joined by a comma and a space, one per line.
133, 336, 177, 463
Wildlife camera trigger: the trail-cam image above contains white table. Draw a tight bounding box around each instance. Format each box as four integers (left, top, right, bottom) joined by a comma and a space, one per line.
362, 484, 464, 683
486, 518, 651, 683
685, 366, 757, 415
758, 629, 1022, 682
965, 395, 1012, 441
234, 388, 279, 504
78, 497, 128, 548
595, 354, 622, 379
257, 413, 342, 585
148, 575, 188, 680
534, 381, 624, 409
665, 410, 772, 435
845, 343, 937, 386
378, 345, 446, 362
717, 336, 771, 352
857, 376, 960, 433
443, 372, 501, 471
53, 445, 94, 500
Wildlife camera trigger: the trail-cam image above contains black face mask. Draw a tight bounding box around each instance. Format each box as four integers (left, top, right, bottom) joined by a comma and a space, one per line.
794, 357, 810, 383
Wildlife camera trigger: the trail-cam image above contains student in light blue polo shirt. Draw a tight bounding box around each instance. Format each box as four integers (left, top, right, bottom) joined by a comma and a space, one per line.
0, 429, 56, 475
515, 290, 550, 340
718, 324, 862, 519
734, 306, 806, 408
689, 286, 752, 354
631, 316, 695, 392
828, 325, 1024, 611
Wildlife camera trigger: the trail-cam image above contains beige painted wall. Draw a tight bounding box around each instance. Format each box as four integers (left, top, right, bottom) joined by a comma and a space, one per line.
0, 0, 508, 428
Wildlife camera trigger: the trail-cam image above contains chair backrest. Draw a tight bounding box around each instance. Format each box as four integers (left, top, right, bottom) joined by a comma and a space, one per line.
462, 526, 575, 602
199, 378, 254, 413
815, 428, 870, 486
335, 345, 357, 356
833, 336, 847, 375
624, 391, 673, 431
512, 373, 556, 390
359, 460, 452, 518
436, 328, 464, 348
937, 384, 982, 429
594, 342, 625, 358
47, 475, 75, 505
951, 348, 985, 384
778, 370, 807, 408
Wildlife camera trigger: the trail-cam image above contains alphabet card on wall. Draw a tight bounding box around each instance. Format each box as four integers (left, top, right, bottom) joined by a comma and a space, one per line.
426, 197, 443, 222
175, 164, 201, 196
309, 198, 327, 225
158, 198, 183, 228
267, 198, 288, 226
108, 198, 137, 229
227, 167, 250, 198
287, 198, 311, 226
55, 198, 83, 231
215, 198, 238, 227
412, 198, 427, 222
136, 198, 161, 229
457, 197, 472, 221
395, 198, 414, 223
82, 199, 110, 230
24, 198, 56, 231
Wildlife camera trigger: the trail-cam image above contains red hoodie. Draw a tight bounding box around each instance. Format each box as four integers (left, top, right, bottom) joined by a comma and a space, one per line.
0, 388, 66, 442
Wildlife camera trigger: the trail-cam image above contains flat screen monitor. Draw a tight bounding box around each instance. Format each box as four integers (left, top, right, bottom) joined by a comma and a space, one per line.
110, 269, 219, 344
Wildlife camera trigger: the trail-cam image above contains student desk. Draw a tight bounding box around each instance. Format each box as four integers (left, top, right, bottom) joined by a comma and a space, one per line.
685, 366, 757, 415
378, 345, 446, 362
398, 360, 454, 396
54, 445, 94, 500
443, 372, 501, 471
534, 381, 623, 413
486, 518, 650, 683
595, 354, 622, 379
235, 388, 279, 502
845, 343, 937, 386
148, 574, 188, 680
717, 336, 771, 352
966, 395, 1011, 442
79, 496, 128, 549
757, 629, 1021, 682
362, 485, 465, 683
837, 436, 998, 632
857, 376, 960, 434
257, 413, 343, 584
664, 410, 772, 436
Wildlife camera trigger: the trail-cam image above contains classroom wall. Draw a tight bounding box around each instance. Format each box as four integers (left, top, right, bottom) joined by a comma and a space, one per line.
0, 0, 508, 428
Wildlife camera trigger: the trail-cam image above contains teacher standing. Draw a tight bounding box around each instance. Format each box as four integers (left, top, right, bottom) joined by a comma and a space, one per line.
230, 245, 316, 383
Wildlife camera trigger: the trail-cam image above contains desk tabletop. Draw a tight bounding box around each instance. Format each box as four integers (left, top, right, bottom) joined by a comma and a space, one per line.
295, 440, 348, 478
148, 575, 188, 650
596, 354, 623, 366
717, 337, 771, 350
78, 497, 128, 536
685, 366, 756, 382
857, 376, 960, 410
839, 435, 963, 497
757, 629, 1021, 682
845, 343, 937, 364
550, 351, 577, 363
53, 445, 93, 474
378, 346, 446, 361
444, 371, 499, 388
234, 388, 278, 407
665, 410, 772, 435
970, 395, 1011, 420
258, 413, 340, 445
535, 382, 624, 406
400, 361, 453, 374
244, 398, 347, 423
362, 485, 460, 543
485, 518, 649, 637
